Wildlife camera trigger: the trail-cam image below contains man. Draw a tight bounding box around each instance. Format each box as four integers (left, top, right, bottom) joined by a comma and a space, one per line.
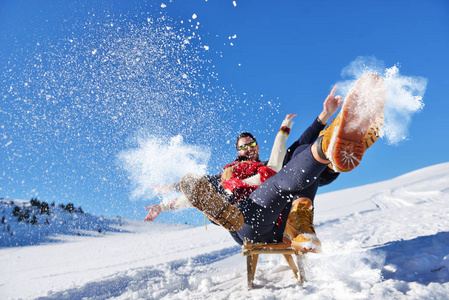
181, 74, 386, 253
143, 113, 297, 221
144, 91, 341, 244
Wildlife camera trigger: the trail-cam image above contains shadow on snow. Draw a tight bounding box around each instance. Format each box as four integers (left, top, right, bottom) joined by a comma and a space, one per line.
373, 231, 449, 285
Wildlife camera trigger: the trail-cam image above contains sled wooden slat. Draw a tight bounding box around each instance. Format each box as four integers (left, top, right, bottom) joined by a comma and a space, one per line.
241, 241, 306, 289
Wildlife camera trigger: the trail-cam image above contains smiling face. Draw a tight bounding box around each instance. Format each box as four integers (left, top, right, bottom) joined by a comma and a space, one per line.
236, 136, 260, 161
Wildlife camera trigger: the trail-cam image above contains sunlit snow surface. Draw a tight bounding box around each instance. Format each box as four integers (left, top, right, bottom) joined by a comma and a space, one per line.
1, 162, 448, 299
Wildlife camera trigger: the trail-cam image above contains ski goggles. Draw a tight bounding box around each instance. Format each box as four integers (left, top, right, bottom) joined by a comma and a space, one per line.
237, 141, 257, 151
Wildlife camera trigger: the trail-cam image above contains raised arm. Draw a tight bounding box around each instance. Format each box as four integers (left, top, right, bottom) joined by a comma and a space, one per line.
152, 182, 182, 195
143, 183, 192, 222
266, 113, 296, 172
317, 85, 343, 125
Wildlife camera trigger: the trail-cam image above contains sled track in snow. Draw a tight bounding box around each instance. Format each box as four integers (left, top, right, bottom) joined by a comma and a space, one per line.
36, 245, 241, 300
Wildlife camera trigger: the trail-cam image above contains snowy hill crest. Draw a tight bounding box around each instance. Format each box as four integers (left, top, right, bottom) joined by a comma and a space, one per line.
0, 198, 126, 247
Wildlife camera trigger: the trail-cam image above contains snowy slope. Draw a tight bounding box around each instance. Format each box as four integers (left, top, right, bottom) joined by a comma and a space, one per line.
1, 162, 449, 300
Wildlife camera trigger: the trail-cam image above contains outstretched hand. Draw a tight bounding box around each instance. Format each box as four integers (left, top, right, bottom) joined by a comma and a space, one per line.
143, 204, 162, 222
320, 85, 343, 124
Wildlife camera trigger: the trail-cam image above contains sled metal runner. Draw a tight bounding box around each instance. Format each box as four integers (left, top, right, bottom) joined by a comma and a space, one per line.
241, 241, 307, 288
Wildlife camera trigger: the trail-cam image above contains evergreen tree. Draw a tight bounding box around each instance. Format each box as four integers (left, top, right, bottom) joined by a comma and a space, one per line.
39, 202, 50, 215
18, 209, 30, 222
30, 198, 40, 207
30, 214, 38, 225
65, 203, 75, 213
12, 206, 21, 217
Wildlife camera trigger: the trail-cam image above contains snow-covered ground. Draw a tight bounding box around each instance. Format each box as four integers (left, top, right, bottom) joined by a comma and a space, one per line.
1, 162, 449, 299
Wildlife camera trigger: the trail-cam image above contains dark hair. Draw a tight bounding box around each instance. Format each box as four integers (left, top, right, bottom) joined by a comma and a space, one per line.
235, 132, 257, 149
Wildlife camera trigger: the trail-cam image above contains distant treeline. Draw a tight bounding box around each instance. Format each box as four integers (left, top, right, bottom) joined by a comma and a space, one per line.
1, 198, 84, 226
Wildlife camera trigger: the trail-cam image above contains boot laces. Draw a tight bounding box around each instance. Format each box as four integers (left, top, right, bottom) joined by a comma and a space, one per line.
292, 209, 315, 234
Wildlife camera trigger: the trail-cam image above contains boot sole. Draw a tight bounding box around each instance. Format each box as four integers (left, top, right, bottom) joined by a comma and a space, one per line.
328, 74, 386, 172
181, 173, 244, 231
290, 235, 322, 254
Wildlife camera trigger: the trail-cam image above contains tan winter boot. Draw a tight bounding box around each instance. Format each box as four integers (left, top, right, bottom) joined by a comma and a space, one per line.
283, 199, 322, 253
323, 112, 384, 171
363, 113, 384, 150
318, 73, 386, 172
181, 173, 244, 231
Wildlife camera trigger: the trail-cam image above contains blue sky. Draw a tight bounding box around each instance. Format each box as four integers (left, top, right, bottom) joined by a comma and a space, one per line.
1, 0, 448, 225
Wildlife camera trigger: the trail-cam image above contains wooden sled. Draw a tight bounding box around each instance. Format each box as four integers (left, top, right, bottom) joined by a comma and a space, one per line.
241, 241, 307, 289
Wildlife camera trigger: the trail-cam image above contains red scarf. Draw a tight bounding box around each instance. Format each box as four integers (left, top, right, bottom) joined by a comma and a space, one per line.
220, 160, 276, 203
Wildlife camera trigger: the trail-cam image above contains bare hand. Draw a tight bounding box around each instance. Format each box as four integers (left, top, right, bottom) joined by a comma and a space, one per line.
286, 113, 297, 120
143, 204, 162, 222
319, 85, 343, 124
324, 85, 343, 115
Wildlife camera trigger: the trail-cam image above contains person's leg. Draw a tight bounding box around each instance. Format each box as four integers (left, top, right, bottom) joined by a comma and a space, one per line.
235, 144, 328, 243
181, 174, 244, 231
318, 167, 339, 187
285, 143, 341, 188
204, 174, 235, 204
283, 118, 325, 166
235, 200, 293, 243
283, 196, 322, 252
